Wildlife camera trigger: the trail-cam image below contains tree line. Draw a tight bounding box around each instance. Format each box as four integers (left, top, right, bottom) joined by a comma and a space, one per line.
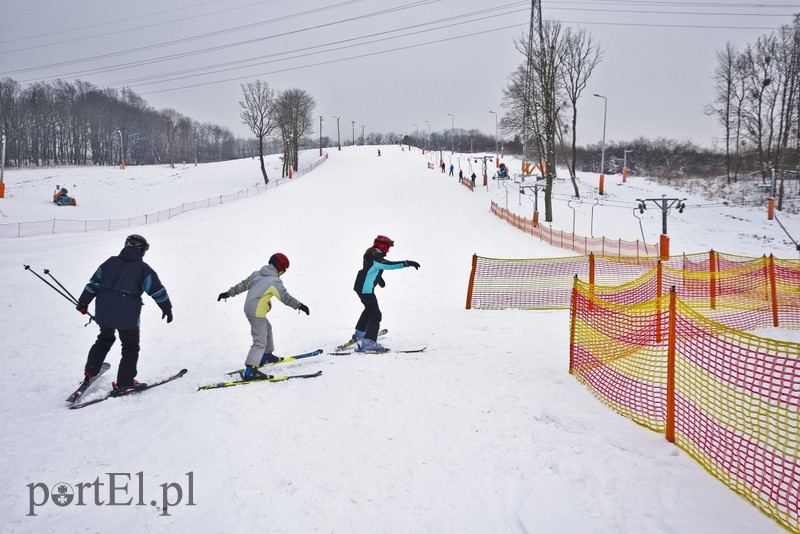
0, 78, 257, 168
707, 14, 800, 210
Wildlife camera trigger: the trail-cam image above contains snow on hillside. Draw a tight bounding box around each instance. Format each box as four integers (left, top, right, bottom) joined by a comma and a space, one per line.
0, 146, 796, 533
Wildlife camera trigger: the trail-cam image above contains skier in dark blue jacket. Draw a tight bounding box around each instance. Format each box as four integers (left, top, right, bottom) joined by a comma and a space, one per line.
76, 234, 173, 392
351, 235, 419, 352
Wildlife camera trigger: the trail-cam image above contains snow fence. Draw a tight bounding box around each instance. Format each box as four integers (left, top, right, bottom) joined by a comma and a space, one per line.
0, 154, 328, 239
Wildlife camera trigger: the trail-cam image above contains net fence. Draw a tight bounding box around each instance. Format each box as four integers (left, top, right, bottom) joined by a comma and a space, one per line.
570, 280, 800, 532
467, 252, 800, 329
0, 154, 328, 239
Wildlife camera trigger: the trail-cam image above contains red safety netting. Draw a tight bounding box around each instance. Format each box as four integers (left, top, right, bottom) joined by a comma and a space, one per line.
570, 280, 800, 532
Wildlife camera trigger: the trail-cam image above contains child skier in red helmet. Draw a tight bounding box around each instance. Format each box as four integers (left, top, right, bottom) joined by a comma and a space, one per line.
351, 235, 420, 352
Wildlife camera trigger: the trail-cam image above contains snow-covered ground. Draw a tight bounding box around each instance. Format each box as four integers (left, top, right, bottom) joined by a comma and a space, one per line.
0, 145, 797, 533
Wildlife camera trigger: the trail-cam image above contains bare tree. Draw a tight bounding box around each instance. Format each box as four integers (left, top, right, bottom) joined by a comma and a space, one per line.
560, 26, 602, 196
512, 19, 569, 222
239, 80, 276, 184
275, 88, 316, 177
161, 108, 183, 169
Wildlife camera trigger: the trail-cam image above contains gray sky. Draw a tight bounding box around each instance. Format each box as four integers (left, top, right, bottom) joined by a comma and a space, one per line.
2, 0, 799, 149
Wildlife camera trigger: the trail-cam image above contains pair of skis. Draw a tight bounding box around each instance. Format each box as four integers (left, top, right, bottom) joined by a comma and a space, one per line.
67, 367, 188, 409
329, 329, 426, 355
201, 348, 326, 390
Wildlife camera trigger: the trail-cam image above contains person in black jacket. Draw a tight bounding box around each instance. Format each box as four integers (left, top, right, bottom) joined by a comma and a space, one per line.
76, 234, 173, 392
351, 235, 419, 352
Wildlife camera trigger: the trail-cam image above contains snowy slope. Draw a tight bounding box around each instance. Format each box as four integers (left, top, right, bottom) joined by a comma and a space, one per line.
0, 146, 796, 533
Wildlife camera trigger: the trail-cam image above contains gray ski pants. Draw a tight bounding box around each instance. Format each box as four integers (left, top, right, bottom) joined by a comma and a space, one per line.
245, 314, 274, 366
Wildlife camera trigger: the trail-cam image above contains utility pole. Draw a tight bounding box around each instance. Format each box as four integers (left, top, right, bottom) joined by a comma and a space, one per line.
333, 116, 341, 150
351, 121, 355, 146
319, 116, 323, 157
623, 148, 633, 182
523, 0, 543, 167
361, 125, 366, 146
448, 113, 454, 154
118, 129, 125, 169
425, 120, 431, 152
0, 132, 6, 198
489, 111, 498, 168
520, 183, 545, 226
636, 195, 686, 260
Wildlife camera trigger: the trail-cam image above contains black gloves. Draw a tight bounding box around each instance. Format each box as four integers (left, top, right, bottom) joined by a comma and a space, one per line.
298, 303, 310, 315
162, 310, 173, 323
217, 292, 229, 301
377, 278, 386, 288
76, 304, 88, 315
405, 260, 420, 270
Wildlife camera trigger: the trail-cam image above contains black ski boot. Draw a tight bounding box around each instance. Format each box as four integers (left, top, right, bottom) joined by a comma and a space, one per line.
242, 365, 273, 381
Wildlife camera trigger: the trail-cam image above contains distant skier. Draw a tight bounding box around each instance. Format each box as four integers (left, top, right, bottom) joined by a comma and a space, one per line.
471, 172, 476, 186
217, 253, 310, 380
440, 161, 446, 173
458, 169, 463, 182
350, 235, 420, 352
76, 234, 173, 393
449, 164, 454, 176
378, 149, 381, 157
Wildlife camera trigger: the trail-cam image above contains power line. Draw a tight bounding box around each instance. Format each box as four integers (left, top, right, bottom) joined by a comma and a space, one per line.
2, 0, 423, 76
28, 4, 527, 87
0, 1, 282, 54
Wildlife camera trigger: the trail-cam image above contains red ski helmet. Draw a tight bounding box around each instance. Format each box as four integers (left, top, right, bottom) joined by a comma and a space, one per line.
269, 253, 290, 273
373, 235, 394, 254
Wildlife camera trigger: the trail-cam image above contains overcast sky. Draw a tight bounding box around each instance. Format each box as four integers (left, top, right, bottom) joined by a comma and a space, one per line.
2, 0, 799, 150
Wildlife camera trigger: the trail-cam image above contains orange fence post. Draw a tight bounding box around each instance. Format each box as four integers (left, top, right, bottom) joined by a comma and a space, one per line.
599, 174, 605, 195
588, 253, 595, 311
709, 249, 717, 309
465, 254, 478, 309
768, 197, 775, 220
121, 159, 125, 170
0, 183, 5, 198
622, 167, 627, 183
659, 234, 670, 261
666, 287, 677, 444
288, 167, 293, 179
533, 211, 539, 227
656, 261, 663, 343
769, 254, 779, 327
569, 275, 578, 374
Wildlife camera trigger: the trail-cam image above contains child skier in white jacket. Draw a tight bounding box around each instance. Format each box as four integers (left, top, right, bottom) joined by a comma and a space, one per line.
217, 253, 310, 380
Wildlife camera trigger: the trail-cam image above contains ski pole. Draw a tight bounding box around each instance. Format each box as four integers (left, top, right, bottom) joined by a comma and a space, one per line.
23, 265, 95, 325
44, 268, 80, 305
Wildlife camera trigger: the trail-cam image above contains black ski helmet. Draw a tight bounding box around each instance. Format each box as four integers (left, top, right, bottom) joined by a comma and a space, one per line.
125, 234, 150, 253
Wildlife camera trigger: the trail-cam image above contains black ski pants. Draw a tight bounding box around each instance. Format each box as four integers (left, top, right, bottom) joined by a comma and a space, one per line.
355, 293, 382, 341
85, 326, 140, 387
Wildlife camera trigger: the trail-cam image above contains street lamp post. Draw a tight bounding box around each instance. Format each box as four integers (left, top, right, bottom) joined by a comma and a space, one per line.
194, 138, 198, 166
117, 130, 125, 169
333, 116, 341, 150
424, 120, 430, 153
593, 93, 607, 179
447, 113, 454, 154
361, 125, 366, 146
489, 111, 498, 168
351, 121, 355, 146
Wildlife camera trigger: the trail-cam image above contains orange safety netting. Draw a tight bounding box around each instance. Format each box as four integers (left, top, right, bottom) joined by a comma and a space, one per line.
490, 201, 659, 258
467, 253, 800, 329
570, 280, 800, 532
